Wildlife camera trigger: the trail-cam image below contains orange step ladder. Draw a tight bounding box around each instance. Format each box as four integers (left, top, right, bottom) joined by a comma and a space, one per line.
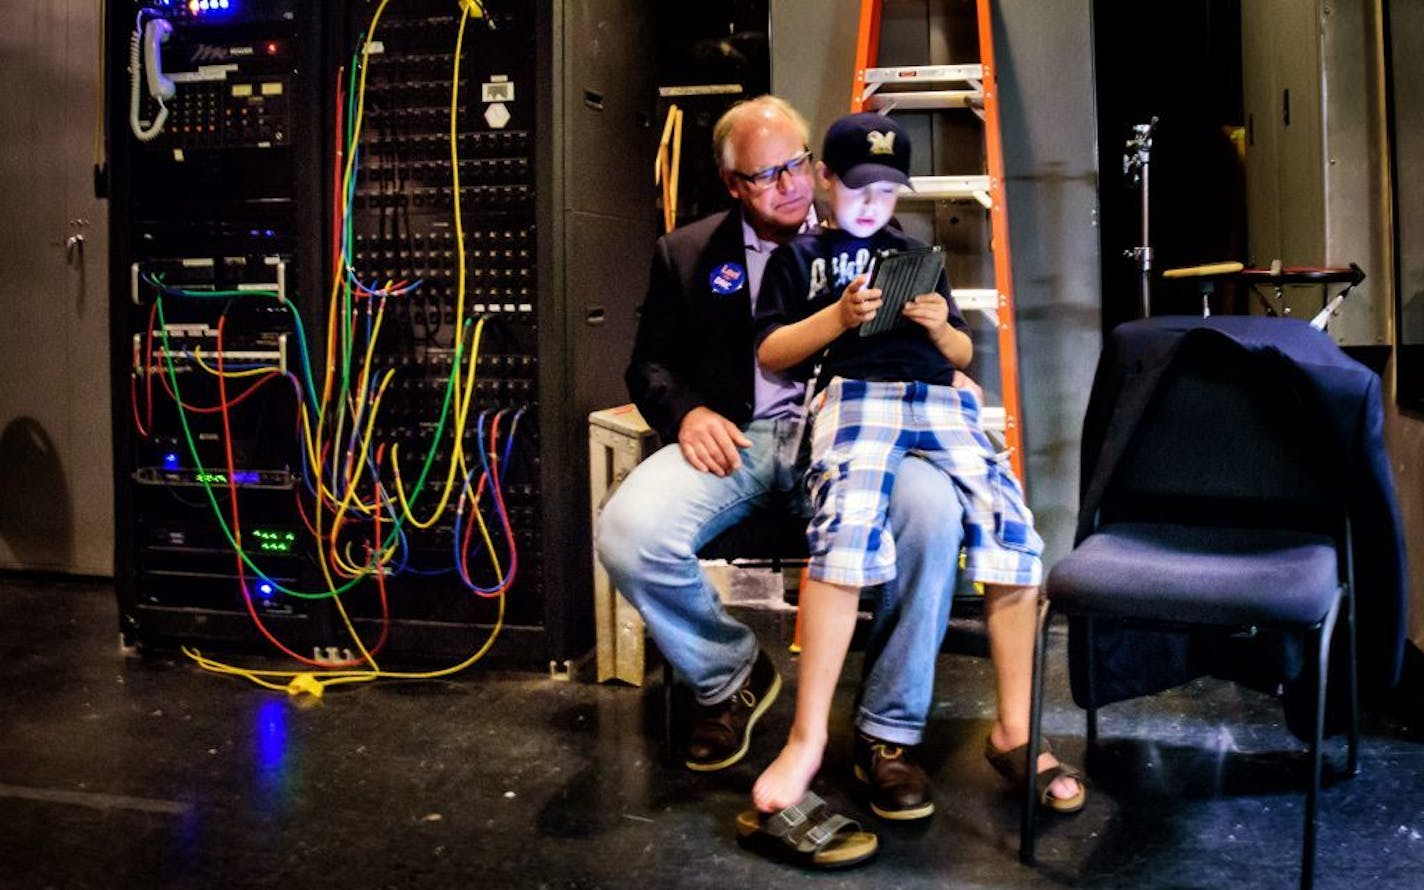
850, 0, 1027, 482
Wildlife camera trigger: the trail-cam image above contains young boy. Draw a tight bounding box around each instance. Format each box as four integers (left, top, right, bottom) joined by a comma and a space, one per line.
749, 112, 1056, 815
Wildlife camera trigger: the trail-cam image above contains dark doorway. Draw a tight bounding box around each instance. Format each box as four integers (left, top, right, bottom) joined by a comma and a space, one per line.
1092, 1, 1248, 333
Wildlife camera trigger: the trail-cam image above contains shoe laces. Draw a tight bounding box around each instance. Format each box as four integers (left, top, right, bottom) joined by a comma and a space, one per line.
871, 742, 903, 761
736, 687, 757, 708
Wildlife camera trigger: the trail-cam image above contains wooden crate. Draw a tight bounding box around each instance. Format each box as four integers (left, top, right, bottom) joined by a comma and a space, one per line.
588, 405, 658, 684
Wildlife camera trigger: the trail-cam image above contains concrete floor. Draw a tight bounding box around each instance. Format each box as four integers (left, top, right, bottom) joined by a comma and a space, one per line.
1, 575, 1422, 889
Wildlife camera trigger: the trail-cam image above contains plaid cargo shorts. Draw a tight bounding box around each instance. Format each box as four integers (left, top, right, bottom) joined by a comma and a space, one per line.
805, 376, 1043, 588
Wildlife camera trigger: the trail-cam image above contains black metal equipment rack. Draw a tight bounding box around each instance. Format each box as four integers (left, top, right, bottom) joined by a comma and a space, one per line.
107, 0, 653, 672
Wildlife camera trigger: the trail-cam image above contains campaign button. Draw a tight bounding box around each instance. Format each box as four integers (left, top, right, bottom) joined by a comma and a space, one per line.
709, 262, 746, 295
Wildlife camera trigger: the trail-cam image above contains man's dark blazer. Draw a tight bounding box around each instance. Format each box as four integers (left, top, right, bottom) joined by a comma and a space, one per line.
1068, 315, 1407, 739
626, 209, 759, 445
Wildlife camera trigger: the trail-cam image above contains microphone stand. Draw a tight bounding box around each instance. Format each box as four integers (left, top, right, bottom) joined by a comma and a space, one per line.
1123, 117, 1159, 318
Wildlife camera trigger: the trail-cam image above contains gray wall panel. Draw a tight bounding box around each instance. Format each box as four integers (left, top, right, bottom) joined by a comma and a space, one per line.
994, 0, 1102, 561
0, 0, 112, 576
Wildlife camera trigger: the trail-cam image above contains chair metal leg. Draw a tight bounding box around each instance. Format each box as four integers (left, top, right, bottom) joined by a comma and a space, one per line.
1343, 519, 1360, 777
1084, 619, 1098, 746
1344, 585, 1360, 777
1303, 597, 1342, 890
1020, 596, 1051, 864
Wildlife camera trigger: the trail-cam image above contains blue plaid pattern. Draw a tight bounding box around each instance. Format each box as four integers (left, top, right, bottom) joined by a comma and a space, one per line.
805, 377, 1043, 588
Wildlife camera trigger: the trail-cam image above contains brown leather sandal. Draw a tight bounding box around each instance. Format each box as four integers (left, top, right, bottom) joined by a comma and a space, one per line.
736, 792, 879, 869
984, 736, 1086, 814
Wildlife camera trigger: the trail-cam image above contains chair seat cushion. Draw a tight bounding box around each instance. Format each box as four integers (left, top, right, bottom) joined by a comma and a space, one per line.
1046, 522, 1340, 627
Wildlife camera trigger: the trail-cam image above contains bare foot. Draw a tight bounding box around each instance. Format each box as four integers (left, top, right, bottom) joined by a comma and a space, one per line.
990, 724, 1082, 803
752, 738, 824, 813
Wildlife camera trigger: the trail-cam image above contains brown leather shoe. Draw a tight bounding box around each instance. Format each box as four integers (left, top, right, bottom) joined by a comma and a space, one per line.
853, 732, 934, 820
684, 649, 781, 771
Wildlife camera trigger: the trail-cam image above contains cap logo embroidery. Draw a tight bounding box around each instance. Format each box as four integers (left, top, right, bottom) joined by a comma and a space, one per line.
867, 131, 895, 155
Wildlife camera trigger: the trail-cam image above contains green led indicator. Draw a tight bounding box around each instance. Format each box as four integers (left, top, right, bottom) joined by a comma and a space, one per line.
251, 528, 298, 554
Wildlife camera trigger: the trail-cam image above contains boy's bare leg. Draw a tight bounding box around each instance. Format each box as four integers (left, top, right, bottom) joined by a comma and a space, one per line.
984, 584, 1082, 802
752, 578, 861, 813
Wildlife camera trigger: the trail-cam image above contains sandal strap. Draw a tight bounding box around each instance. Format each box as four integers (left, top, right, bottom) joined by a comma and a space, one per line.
762, 792, 831, 842
794, 813, 861, 855
1034, 762, 1083, 805
983, 735, 1054, 788
762, 792, 862, 855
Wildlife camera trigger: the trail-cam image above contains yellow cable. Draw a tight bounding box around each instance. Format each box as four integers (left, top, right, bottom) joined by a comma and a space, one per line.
670, 107, 683, 230
332, 296, 393, 514
378, 9, 484, 532
190, 347, 281, 378
389, 316, 484, 528
655, 106, 676, 182
326, 368, 398, 576
656, 105, 677, 232
454, 409, 508, 589
181, 575, 508, 694
310, 0, 393, 569
183, 2, 521, 696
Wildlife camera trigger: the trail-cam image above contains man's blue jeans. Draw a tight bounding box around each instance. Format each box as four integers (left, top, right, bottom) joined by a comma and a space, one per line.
595, 417, 964, 745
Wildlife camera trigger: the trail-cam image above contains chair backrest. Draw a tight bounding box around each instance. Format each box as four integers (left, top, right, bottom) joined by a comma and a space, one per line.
1101, 337, 1345, 535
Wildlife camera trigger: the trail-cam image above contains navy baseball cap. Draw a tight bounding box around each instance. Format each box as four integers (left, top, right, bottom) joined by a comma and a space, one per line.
822, 112, 912, 189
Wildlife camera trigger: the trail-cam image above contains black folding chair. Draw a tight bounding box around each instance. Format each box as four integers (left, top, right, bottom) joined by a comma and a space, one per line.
1022, 338, 1359, 889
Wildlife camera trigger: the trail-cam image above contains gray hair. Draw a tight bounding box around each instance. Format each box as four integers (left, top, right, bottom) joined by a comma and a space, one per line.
711, 95, 812, 172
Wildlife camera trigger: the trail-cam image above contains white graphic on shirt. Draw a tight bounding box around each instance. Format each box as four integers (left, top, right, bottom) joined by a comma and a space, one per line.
807, 248, 873, 300
808, 257, 827, 298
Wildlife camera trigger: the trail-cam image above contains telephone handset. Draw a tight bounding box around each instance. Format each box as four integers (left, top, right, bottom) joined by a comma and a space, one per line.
144, 19, 176, 101
129, 15, 174, 142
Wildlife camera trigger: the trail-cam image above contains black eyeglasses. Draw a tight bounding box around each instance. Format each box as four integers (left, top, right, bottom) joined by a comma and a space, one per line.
732, 150, 814, 191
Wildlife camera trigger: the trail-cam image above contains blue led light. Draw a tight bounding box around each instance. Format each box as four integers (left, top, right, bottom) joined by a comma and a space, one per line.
253, 698, 288, 779
163, 452, 180, 469
258, 582, 274, 597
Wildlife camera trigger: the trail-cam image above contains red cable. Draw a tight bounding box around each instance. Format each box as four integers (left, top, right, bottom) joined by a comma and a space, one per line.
130, 300, 162, 438
461, 409, 518, 599
152, 352, 283, 414
364, 443, 392, 654
130, 376, 150, 439
214, 318, 327, 665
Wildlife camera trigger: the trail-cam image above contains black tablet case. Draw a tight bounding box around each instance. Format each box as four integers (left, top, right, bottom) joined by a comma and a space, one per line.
859, 246, 945, 337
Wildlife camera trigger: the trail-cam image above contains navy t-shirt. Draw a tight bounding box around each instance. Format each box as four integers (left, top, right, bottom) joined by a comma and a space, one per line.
753, 226, 970, 389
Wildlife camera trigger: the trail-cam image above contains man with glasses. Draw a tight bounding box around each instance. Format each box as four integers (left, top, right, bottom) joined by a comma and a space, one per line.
596, 96, 966, 820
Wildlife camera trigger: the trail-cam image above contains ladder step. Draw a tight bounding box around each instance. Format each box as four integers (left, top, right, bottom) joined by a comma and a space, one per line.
953, 288, 999, 318
851, 0, 1023, 480
866, 90, 980, 111
863, 64, 984, 84
901, 175, 992, 202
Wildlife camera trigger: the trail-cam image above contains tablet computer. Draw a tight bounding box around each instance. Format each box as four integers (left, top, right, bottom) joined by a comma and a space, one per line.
859, 246, 945, 337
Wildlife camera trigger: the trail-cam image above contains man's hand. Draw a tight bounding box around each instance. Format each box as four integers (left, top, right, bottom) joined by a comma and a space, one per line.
678, 406, 752, 477
837, 273, 882, 330
952, 369, 984, 403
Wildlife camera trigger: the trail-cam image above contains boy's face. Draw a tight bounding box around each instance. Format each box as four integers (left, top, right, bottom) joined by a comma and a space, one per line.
824, 168, 900, 238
